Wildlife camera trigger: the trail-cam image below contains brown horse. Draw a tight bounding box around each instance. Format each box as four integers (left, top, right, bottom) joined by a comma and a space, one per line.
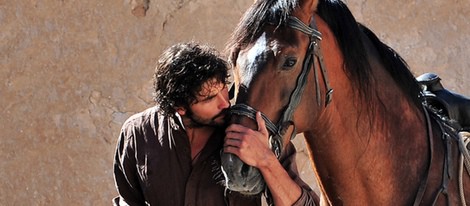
220, 0, 470, 205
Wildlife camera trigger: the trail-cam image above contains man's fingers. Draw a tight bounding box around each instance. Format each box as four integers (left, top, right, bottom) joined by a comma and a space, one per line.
225, 123, 249, 133
256, 111, 268, 135
224, 137, 241, 147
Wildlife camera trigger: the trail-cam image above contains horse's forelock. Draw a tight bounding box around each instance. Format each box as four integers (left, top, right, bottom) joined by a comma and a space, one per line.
226, 0, 300, 56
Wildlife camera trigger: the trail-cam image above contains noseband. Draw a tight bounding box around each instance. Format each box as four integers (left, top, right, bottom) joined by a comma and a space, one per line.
231, 15, 334, 158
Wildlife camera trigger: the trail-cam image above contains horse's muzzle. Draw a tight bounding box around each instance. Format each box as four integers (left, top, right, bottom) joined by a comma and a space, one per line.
220, 152, 265, 195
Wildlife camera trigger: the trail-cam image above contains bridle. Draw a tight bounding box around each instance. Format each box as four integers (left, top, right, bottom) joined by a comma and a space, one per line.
228, 11, 463, 205
230, 15, 333, 158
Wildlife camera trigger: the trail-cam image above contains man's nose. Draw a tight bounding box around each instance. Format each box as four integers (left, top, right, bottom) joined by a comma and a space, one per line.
218, 93, 230, 109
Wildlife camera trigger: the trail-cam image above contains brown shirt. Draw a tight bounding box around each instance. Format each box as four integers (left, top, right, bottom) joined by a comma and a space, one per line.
113, 106, 317, 206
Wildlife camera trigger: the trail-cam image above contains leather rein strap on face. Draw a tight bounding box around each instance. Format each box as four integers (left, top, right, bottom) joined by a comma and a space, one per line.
231, 15, 333, 159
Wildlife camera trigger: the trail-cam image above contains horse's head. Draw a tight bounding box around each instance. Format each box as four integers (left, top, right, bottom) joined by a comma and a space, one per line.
220, 0, 331, 195
221, 0, 433, 204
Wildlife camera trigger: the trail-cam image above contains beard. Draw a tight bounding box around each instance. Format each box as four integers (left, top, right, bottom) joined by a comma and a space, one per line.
186, 108, 231, 128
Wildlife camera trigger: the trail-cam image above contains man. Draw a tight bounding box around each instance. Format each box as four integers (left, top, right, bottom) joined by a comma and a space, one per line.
113, 42, 318, 205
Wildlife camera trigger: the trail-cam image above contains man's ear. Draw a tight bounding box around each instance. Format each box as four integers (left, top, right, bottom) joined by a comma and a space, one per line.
176, 107, 186, 116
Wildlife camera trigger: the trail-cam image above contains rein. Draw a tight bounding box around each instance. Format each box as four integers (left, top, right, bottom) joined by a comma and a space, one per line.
413, 105, 435, 205
422, 102, 470, 205
230, 15, 333, 158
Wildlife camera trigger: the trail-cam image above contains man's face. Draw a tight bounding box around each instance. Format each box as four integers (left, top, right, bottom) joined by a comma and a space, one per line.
186, 79, 230, 127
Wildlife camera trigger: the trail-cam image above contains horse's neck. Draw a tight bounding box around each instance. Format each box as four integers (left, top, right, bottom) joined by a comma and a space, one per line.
306, 77, 429, 205
304, 38, 429, 205
363, 34, 426, 137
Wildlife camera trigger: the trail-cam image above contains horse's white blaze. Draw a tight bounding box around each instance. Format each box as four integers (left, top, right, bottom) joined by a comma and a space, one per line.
238, 32, 269, 87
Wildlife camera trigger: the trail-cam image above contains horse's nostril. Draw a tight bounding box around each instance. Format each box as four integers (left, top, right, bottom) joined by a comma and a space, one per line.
241, 163, 250, 177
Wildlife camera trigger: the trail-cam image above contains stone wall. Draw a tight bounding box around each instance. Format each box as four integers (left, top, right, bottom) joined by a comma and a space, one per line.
1, 0, 468, 205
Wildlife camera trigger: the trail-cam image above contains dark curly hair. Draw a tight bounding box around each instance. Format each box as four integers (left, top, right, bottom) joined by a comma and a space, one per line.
153, 42, 230, 116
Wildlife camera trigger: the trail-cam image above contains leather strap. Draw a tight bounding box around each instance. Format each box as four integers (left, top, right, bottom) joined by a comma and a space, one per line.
413, 105, 435, 206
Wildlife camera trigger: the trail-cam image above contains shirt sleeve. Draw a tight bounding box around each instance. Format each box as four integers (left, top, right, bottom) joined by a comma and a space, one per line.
113, 124, 146, 206
280, 142, 320, 206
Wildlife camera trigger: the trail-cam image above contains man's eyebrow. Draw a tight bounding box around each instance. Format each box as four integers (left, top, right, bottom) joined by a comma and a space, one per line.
200, 93, 216, 101
194, 91, 214, 103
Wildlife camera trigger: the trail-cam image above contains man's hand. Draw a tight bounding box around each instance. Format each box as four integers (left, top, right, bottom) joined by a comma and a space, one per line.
224, 111, 277, 168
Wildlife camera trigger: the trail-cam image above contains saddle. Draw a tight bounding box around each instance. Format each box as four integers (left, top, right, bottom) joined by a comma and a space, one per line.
417, 73, 470, 131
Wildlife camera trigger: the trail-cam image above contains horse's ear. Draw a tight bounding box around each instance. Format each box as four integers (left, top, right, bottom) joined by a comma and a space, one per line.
298, 0, 319, 14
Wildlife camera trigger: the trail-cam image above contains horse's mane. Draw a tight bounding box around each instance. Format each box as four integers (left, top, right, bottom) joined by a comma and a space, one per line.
357, 24, 423, 106
226, 0, 422, 106
318, 0, 422, 106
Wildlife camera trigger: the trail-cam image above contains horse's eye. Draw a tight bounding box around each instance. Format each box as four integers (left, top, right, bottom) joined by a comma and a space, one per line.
282, 57, 297, 68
